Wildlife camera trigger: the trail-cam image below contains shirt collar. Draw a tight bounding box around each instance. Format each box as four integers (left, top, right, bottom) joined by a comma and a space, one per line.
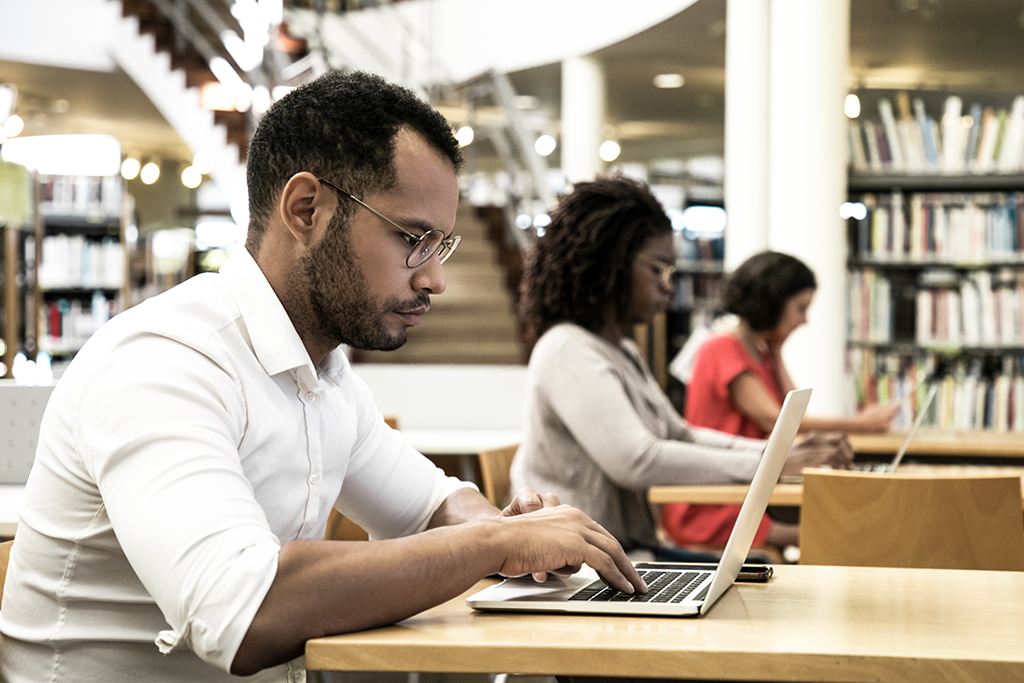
219, 247, 320, 389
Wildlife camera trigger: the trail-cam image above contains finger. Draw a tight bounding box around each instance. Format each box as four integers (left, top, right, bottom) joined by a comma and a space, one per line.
538, 492, 561, 508
501, 488, 544, 517
532, 571, 548, 582
578, 528, 647, 594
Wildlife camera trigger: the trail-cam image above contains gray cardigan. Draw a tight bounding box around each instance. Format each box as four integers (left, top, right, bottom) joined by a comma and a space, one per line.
510, 323, 764, 552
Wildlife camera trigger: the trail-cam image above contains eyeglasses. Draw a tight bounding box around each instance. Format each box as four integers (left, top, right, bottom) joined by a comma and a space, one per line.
317, 177, 461, 268
635, 255, 676, 288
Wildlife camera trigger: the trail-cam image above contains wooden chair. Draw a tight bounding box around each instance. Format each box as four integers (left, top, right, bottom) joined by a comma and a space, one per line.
0, 539, 13, 604
478, 444, 518, 508
323, 416, 399, 542
800, 470, 1024, 571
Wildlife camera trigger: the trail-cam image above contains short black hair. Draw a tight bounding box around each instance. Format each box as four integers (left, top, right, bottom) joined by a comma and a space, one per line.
244, 69, 463, 251
519, 175, 672, 339
723, 251, 817, 331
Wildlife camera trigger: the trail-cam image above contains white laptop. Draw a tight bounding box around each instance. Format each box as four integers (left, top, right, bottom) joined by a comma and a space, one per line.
778, 382, 939, 484
870, 382, 938, 474
466, 387, 812, 618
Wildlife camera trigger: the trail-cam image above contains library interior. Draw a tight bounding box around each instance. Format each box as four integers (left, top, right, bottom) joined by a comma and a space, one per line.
2, 1, 1024, 682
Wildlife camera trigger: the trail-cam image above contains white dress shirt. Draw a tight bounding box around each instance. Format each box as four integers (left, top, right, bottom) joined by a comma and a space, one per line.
0, 247, 470, 682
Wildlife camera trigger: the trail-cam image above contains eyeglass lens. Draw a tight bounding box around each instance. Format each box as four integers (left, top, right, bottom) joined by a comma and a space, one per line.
408, 232, 461, 268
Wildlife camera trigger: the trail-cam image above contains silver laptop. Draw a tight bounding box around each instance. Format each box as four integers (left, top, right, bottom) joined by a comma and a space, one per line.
777, 382, 938, 484
876, 382, 938, 473
466, 387, 812, 618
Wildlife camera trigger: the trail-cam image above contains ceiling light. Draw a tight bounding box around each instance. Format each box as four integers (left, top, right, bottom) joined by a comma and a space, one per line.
121, 157, 141, 180
181, 166, 203, 189
844, 93, 861, 119
141, 162, 160, 185
1, 134, 121, 176
4, 115, 24, 138
535, 134, 556, 157
653, 74, 685, 89
599, 140, 621, 162
455, 126, 475, 147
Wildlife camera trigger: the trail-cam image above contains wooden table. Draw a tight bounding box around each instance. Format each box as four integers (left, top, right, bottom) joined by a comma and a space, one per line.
847, 430, 1024, 458
305, 564, 1024, 682
648, 464, 1024, 508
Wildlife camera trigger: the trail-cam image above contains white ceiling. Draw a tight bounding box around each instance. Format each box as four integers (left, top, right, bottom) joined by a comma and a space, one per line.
3, 0, 1024, 172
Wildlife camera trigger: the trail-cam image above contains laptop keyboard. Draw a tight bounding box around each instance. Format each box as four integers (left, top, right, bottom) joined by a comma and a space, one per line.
568, 569, 711, 604
854, 461, 892, 472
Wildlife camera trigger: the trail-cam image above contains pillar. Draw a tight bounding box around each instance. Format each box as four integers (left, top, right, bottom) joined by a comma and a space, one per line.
561, 56, 606, 185
767, 0, 851, 415
723, 0, 770, 271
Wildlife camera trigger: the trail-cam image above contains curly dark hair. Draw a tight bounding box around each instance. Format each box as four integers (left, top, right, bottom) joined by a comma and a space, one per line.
723, 251, 817, 331
519, 175, 672, 339
244, 69, 463, 252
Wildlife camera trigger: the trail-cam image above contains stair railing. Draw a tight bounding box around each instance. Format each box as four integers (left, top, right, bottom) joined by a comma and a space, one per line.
458, 69, 557, 254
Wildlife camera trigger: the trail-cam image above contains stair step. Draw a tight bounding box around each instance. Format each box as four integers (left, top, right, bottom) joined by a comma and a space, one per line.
410, 318, 520, 341
356, 340, 525, 365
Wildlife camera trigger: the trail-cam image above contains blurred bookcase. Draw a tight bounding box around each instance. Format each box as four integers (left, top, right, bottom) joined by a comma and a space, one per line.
846, 88, 1024, 433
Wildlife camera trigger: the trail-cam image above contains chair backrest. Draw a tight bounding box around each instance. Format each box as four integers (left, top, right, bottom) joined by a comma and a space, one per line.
323, 415, 397, 542
0, 539, 13, 604
800, 470, 1024, 571
478, 444, 518, 508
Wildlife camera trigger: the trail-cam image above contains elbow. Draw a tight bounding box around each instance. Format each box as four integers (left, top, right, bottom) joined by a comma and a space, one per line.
231, 623, 303, 677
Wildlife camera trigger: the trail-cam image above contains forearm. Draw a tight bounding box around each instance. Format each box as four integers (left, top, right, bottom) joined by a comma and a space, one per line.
233, 520, 504, 675
427, 486, 501, 528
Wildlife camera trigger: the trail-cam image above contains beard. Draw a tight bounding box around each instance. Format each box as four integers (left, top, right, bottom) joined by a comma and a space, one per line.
294, 212, 428, 352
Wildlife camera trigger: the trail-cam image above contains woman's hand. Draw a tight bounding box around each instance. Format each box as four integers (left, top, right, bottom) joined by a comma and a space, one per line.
852, 403, 900, 433
781, 431, 854, 478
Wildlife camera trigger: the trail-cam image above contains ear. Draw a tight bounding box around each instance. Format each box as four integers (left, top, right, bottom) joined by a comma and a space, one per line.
278, 172, 335, 247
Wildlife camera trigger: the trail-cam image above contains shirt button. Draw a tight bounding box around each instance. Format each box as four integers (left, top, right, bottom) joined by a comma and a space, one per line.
309, 472, 320, 484
288, 669, 305, 683
305, 392, 316, 402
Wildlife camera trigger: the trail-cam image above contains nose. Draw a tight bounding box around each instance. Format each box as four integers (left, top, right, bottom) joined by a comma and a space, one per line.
411, 252, 447, 295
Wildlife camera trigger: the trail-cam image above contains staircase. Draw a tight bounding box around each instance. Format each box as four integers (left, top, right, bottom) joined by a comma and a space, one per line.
353, 202, 526, 365
110, 0, 528, 365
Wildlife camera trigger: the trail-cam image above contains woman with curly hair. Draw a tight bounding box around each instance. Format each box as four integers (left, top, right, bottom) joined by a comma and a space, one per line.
662, 250, 897, 549
509, 176, 853, 560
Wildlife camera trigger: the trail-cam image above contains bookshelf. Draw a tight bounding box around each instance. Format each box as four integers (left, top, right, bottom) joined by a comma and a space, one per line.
30, 175, 129, 364
846, 88, 1024, 433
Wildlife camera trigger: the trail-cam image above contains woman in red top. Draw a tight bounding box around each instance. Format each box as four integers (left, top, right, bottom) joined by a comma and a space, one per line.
663, 251, 897, 549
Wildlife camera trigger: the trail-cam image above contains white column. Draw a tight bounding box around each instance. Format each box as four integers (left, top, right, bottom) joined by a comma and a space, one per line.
561, 56, 605, 184
767, 0, 851, 416
723, 0, 770, 271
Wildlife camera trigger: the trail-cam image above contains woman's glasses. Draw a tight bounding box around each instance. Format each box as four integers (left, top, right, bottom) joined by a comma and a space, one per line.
635, 255, 676, 288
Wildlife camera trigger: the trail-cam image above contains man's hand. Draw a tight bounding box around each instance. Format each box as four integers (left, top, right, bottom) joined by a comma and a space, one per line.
499, 487, 561, 518
500, 487, 586, 583
489, 504, 647, 596
781, 431, 854, 478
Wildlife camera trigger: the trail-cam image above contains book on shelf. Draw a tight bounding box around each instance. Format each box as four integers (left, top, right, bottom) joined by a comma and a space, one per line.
848, 347, 1024, 433
853, 190, 1024, 263
847, 268, 892, 343
849, 91, 1024, 175
38, 292, 116, 356
39, 175, 122, 217
37, 234, 125, 290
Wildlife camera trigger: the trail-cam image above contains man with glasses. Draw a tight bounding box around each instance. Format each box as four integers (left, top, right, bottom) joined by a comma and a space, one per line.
0, 70, 645, 683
